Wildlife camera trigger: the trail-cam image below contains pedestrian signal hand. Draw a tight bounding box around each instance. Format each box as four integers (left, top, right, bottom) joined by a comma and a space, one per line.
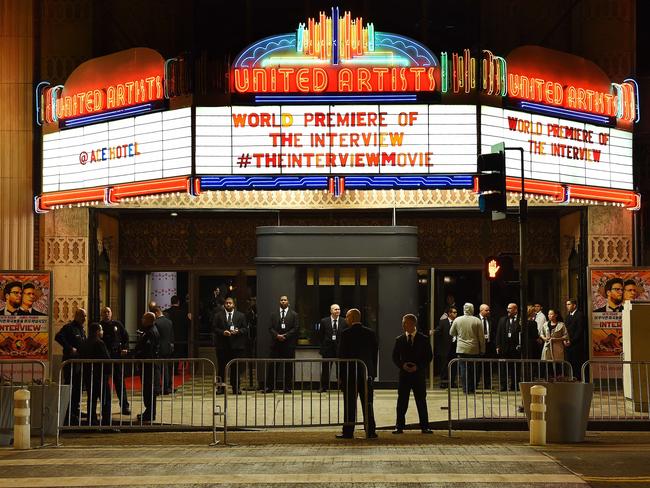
488, 259, 500, 278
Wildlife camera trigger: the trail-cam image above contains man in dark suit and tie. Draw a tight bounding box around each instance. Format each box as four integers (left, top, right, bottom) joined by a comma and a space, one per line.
265, 295, 298, 393
213, 297, 248, 394
392, 314, 433, 434
565, 299, 586, 380
318, 303, 347, 393
434, 307, 457, 388
496, 303, 521, 391
336, 308, 378, 439
478, 304, 497, 389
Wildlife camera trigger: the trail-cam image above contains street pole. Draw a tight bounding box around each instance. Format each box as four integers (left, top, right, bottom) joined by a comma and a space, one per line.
506, 147, 527, 357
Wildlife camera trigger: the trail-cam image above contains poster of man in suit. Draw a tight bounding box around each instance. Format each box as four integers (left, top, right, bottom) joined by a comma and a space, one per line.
590, 269, 650, 359
0, 271, 52, 378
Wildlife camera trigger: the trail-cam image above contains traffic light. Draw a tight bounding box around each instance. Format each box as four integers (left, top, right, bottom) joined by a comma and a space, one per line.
485, 255, 514, 281
477, 149, 506, 217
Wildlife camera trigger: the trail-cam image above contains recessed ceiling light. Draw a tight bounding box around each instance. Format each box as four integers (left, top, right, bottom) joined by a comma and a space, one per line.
170, 212, 178, 217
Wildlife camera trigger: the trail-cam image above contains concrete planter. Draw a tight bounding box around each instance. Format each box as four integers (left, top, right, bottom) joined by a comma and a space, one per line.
520, 381, 593, 443
0, 384, 69, 445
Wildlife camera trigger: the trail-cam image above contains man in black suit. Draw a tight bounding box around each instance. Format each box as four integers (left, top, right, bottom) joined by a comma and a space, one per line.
392, 314, 433, 434
496, 303, 521, 391
318, 303, 347, 393
434, 307, 457, 388
265, 295, 298, 393
153, 306, 175, 394
565, 299, 586, 380
213, 297, 248, 394
336, 308, 378, 439
478, 304, 497, 389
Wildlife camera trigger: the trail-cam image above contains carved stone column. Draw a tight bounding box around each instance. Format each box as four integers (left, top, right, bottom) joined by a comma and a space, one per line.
44, 208, 89, 339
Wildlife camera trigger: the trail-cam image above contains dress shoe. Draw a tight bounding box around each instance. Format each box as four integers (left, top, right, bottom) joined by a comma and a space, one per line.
283, 389, 292, 394
366, 432, 378, 439
317, 388, 328, 393
262, 388, 273, 394
336, 433, 353, 439
121, 408, 132, 416
235, 389, 243, 395
421, 429, 433, 434
392, 429, 404, 434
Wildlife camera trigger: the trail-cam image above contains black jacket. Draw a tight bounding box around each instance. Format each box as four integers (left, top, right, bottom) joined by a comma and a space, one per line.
392, 332, 432, 376
164, 305, 190, 343
478, 315, 497, 356
55, 320, 87, 361
135, 326, 160, 359
154, 315, 175, 356
565, 309, 585, 352
78, 338, 111, 381
212, 309, 248, 350
318, 316, 347, 356
100, 319, 129, 357
434, 318, 455, 357
338, 323, 378, 379
269, 308, 299, 349
496, 315, 520, 357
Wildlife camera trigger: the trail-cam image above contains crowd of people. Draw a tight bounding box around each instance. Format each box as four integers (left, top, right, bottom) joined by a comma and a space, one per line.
54, 298, 189, 425
51, 290, 588, 434
434, 299, 587, 394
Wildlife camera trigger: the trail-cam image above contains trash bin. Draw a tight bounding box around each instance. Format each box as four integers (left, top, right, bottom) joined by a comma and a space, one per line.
520, 381, 593, 443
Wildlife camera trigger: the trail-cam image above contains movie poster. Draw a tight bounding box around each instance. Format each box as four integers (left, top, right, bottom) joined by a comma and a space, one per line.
0, 272, 51, 370
590, 269, 650, 359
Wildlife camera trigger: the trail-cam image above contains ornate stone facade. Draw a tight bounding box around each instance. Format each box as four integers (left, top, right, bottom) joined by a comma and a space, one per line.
43, 208, 89, 336
119, 210, 559, 269
588, 206, 634, 267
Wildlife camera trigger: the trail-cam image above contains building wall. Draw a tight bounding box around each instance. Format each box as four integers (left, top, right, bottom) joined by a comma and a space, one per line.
43, 207, 89, 358
0, 0, 34, 270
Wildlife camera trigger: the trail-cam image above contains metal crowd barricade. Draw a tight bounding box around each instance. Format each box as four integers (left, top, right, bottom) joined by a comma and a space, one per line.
582, 360, 650, 422
222, 358, 369, 444
447, 357, 573, 436
56, 358, 220, 445
0, 360, 46, 447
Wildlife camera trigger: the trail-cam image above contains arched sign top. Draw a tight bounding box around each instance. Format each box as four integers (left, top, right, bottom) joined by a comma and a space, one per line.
231, 7, 440, 94
63, 48, 164, 99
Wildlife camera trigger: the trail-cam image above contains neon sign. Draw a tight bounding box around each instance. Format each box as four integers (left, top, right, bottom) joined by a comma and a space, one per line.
230, 7, 439, 95
39, 48, 165, 124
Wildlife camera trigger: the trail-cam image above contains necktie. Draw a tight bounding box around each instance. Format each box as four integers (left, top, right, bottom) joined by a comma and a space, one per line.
483, 318, 488, 335
408, 335, 413, 346
333, 319, 337, 331
281, 309, 285, 322
227, 312, 232, 324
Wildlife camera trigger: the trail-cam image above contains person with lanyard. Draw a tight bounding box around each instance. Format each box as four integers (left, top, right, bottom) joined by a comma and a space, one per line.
496, 303, 521, 392
478, 304, 497, 389
212, 297, 248, 394
317, 304, 347, 393
264, 295, 298, 393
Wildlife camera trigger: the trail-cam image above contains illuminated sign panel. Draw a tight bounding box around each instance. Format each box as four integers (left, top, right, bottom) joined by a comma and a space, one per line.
42, 108, 191, 192
195, 105, 477, 175
481, 106, 633, 190
231, 8, 440, 95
